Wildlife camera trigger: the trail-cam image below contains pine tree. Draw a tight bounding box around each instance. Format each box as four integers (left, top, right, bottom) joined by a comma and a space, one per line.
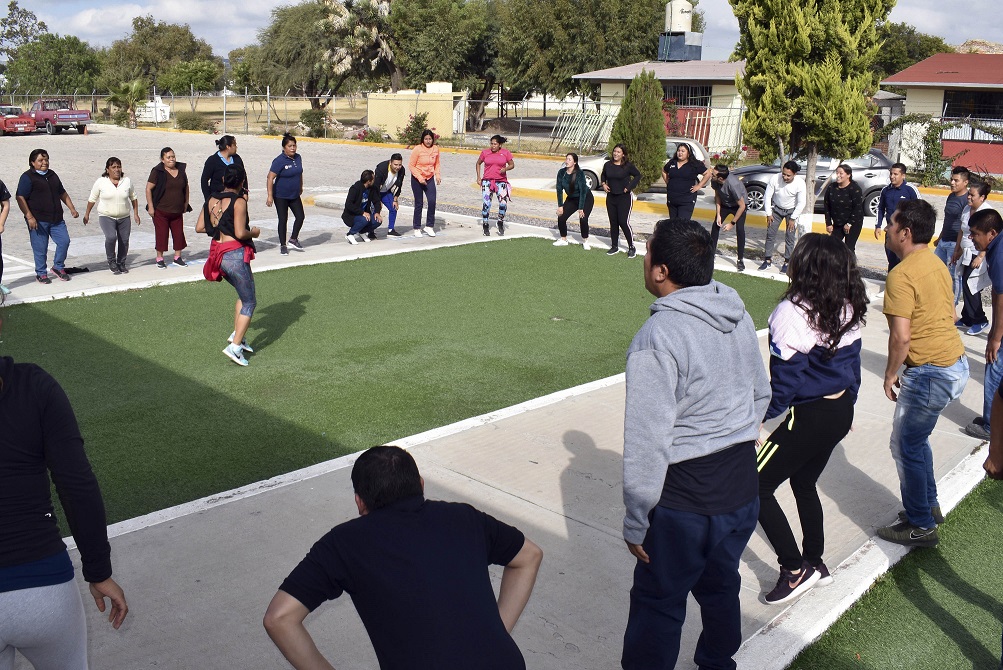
608, 70, 665, 195
730, 0, 894, 213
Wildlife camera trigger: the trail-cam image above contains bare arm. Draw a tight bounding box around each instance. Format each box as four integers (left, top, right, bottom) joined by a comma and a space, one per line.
691, 169, 712, 192
16, 195, 36, 230
266, 172, 277, 207
145, 181, 155, 216
61, 191, 79, 218
0, 199, 8, 234
884, 314, 911, 401
475, 156, 483, 182
263, 592, 336, 670
502, 159, 514, 176
232, 199, 259, 241
83, 201, 95, 225
988, 291, 1003, 364
497, 538, 543, 634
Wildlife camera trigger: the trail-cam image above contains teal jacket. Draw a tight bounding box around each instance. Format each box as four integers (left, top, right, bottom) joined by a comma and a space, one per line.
556, 167, 589, 210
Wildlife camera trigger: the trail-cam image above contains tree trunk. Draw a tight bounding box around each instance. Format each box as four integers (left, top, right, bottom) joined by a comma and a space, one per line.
389, 65, 405, 93
803, 142, 819, 235
466, 78, 495, 132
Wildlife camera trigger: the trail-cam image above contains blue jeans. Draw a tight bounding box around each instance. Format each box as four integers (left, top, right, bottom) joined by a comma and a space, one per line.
380, 192, 397, 230
984, 356, 1003, 426
348, 215, 379, 236
934, 240, 960, 305
622, 499, 759, 670
411, 176, 436, 229
28, 220, 70, 276
890, 357, 969, 528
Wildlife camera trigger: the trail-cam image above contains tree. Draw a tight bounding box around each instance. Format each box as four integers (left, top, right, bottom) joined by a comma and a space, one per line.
257, 2, 343, 108
159, 59, 223, 110
4, 34, 100, 94
106, 79, 149, 128
731, 0, 894, 215
0, 0, 47, 61
99, 16, 216, 90
607, 70, 665, 194
872, 22, 954, 83
320, 0, 404, 91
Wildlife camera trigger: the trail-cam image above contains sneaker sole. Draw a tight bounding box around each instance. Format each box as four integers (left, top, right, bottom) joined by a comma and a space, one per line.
815, 575, 834, 587
222, 347, 248, 366
877, 529, 939, 547
764, 570, 821, 605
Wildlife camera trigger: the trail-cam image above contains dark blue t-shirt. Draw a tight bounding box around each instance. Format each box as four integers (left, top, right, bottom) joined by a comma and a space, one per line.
942, 193, 967, 241
987, 233, 1003, 293
268, 153, 303, 200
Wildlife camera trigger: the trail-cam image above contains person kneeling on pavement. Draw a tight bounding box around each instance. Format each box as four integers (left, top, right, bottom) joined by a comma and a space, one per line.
343, 170, 382, 245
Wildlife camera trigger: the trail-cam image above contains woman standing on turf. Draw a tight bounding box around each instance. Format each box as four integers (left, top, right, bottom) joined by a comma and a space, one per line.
823, 164, 864, 253
146, 148, 192, 269
85, 157, 141, 275
756, 233, 866, 606
554, 153, 593, 249
15, 149, 80, 284
266, 134, 305, 255
662, 142, 711, 221
408, 129, 441, 237
475, 134, 514, 236
201, 135, 247, 202
197, 165, 260, 367
600, 143, 641, 258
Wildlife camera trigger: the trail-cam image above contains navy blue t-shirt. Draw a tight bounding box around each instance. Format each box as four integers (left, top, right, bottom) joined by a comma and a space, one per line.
280, 496, 527, 670
268, 153, 303, 200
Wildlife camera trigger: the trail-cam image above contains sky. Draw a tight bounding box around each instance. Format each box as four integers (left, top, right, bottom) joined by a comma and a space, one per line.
20, 0, 1003, 61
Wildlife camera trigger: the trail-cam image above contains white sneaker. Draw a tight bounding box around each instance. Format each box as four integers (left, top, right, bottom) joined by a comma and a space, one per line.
413, 229, 423, 238
228, 331, 254, 353
222, 344, 248, 367
424, 227, 437, 237
582, 240, 591, 251
359, 234, 371, 243
553, 239, 569, 246
346, 234, 359, 245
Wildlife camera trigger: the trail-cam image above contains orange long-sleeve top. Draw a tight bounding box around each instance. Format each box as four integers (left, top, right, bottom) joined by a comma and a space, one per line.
409, 144, 441, 182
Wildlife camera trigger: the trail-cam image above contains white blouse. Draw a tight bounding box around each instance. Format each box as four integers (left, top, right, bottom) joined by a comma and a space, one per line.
88, 176, 137, 218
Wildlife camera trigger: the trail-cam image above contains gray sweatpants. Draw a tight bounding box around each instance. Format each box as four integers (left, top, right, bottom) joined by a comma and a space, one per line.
764, 205, 798, 261
98, 215, 131, 265
0, 578, 88, 670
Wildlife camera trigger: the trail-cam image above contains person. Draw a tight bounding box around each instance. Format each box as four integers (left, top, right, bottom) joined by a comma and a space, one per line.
662, 142, 711, 221
952, 180, 995, 339
201, 135, 247, 202
196, 165, 260, 367
601, 144, 641, 258
475, 134, 515, 237
823, 164, 864, 253
758, 160, 806, 273
146, 147, 192, 269
757, 234, 867, 605
878, 199, 968, 548
710, 164, 748, 271
874, 162, 920, 272
554, 153, 594, 250
373, 153, 405, 237
0, 352, 128, 668
936, 166, 970, 304
621, 218, 770, 669
15, 149, 79, 284
343, 170, 382, 245
263, 445, 543, 670
0, 180, 10, 296
408, 129, 441, 238
266, 134, 305, 255
965, 206, 1003, 443
84, 157, 141, 275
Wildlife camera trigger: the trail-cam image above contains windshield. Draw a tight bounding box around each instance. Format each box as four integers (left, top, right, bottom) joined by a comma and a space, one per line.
0, 107, 22, 116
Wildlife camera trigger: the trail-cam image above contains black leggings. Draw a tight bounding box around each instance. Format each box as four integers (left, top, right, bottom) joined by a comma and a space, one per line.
829, 220, 862, 252
757, 393, 854, 571
558, 191, 594, 238
275, 197, 305, 245
710, 206, 747, 260
961, 261, 988, 326
668, 200, 696, 221
606, 192, 634, 249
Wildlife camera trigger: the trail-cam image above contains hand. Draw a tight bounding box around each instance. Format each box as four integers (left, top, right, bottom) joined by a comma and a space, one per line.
557, 206, 563, 217
146, 204, 154, 216
363, 212, 370, 221
884, 374, 900, 402
689, 184, 700, 193
251, 226, 261, 239
134, 214, 141, 226
577, 209, 585, 219
985, 452, 1003, 480
70, 208, 79, 219
266, 197, 273, 207
973, 255, 985, 269
393, 198, 399, 211
499, 167, 507, 175
825, 225, 832, 233
874, 228, 882, 240
435, 176, 441, 185
89, 578, 128, 629
0, 222, 4, 234
26, 216, 37, 231
724, 222, 734, 232
715, 215, 722, 227
602, 183, 610, 193
987, 336, 1001, 364
375, 213, 383, 223
952, 250, 962, 264
623, 187, 629, 194
844, 224, 851, 233
625, 540, 650, 564
83, 214, 89, 226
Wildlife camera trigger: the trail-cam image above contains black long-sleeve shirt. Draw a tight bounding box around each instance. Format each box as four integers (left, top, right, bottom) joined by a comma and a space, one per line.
600, 160, 641, 195
823, 180, 863, 229
201, 152, 247, 201
0, 357, 111, 583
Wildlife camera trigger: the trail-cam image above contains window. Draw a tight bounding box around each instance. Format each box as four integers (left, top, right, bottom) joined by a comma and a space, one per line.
943, 90, 1003, 120
663, 85, 712, 107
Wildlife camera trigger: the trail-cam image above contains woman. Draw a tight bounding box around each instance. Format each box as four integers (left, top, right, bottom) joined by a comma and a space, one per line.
146, 147, 192, 269
823, 164, 864, 252
662, 142, 711, 220
85, 157, 141, 274
0, 353, 128, 666
14, 149, 79, 284
554, 153, 594, 250
408, 129, 441, 238
201, 135, 247, 202
0, 180, 10, 296
952, 181, 994, 334
757, 233, 867, 605
197, 166, 260, 367
266, 134, 305, 255
475, 134, 514, 237
600, 144, 641, 258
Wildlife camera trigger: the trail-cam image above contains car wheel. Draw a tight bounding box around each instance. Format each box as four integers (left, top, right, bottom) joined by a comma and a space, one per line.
583, 170, 599, 191
864, 191, 879, 218
54, 126, 63, 134
45, 121, 55, 135
746, 185, 766, 212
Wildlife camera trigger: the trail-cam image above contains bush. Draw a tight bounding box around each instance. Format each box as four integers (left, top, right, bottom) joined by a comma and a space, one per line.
398, 112, 431, 146
175, 111, 213, 132
355, 126, 386, 142
299, 108, 329, 138
608, 70, 666, 195
112, 108, 130, 128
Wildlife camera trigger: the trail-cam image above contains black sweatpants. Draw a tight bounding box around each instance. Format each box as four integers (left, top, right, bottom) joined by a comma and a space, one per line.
275, 197, 305, 245
606, 192, 634, 250
558, 190, 594, 238
710, 206, 747, 260
960, 261, 989, 327
829, 219, 863, 252
757, 393, 854, 571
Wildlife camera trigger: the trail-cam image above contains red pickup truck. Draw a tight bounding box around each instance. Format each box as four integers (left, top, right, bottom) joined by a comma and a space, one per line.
0, 106, 36, 135
29, 98, 91, 134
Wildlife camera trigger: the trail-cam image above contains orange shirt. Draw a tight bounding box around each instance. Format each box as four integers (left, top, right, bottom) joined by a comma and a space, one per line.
409, 144, 441, 182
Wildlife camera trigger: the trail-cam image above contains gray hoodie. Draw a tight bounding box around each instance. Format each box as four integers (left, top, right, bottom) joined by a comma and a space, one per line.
622, 280, 770, 544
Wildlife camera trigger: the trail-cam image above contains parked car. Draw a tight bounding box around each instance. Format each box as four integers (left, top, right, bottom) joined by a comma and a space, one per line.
730, 148, 892, 217
0, 106, 36, 135
28, 97, 91, 134
577, 137, 712, 191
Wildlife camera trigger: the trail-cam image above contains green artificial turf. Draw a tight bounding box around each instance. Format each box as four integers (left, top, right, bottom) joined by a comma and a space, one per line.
791, 477, 1003, 669
1, 238, 782, 524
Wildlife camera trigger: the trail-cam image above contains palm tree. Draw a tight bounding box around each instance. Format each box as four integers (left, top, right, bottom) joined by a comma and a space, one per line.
107, 79, 148, 128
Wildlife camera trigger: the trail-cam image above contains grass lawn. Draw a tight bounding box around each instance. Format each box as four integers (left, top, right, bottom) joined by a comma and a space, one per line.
1, 238, 782, 525
791, 477, 1003, 669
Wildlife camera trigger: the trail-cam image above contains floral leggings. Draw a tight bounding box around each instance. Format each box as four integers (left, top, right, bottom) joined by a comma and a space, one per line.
481, 180, 510, 226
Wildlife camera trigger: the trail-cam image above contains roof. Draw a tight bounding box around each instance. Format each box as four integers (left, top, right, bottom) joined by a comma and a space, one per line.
573, 60, 744, 83
872, 89, 905, 100
881, 53, 1003, 88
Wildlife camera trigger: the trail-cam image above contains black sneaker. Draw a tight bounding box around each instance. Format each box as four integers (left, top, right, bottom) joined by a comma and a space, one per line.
813, 562, 833, 587
781, 261, 789, 274
764, 562, 820, 605
607, 247, 620, 256
368, 231, 378, 241
36, 274, 52, 284
497, 221, 505, 236
280, 245, 289, 255
156, 259, 167, 269
483, 222, 490, 236
109, 261, 121, 275
877, 520, 939, 547
626, 247, 637, 259
737, 260, 745, 272
387, 229, 402, 238
50, 267, 70, 281
897, 505, 945, 525
173, 256, 187, 267
118, 262, 129, 274
288, 238, 304, 249
758, 259, 772, 271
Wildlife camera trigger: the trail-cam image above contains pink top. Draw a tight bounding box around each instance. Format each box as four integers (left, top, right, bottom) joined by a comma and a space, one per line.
409, 144, 441, 182
479, 148, 513, 182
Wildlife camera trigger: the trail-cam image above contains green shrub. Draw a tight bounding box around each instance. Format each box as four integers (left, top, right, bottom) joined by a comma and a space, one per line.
112, 108, 130, 127
261, 124, 281, 136
175, 111, 212, 132
355, 126, 386, 142
299, 108, 329, 138
397, 112, 430, 146
608, 70, 666, 195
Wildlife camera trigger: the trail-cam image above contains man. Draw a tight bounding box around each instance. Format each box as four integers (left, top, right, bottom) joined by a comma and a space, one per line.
758, 161, 805, 274
874, 162, 920, 272
264, 445, 543, 670
965, 206, 1003, 442
342, 169, 382, 244
622, 219, 770, 670
710, 164, 749, 271
953, 181, 996, 342
878, 199, 968, 548
373, 153, 405, 237
935, 166, 970, 303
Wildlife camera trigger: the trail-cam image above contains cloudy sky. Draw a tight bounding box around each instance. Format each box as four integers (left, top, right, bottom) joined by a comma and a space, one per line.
21, 0, 1003, 60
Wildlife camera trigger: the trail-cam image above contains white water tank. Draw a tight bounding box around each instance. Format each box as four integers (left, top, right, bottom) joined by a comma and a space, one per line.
665, 0, 693, 33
